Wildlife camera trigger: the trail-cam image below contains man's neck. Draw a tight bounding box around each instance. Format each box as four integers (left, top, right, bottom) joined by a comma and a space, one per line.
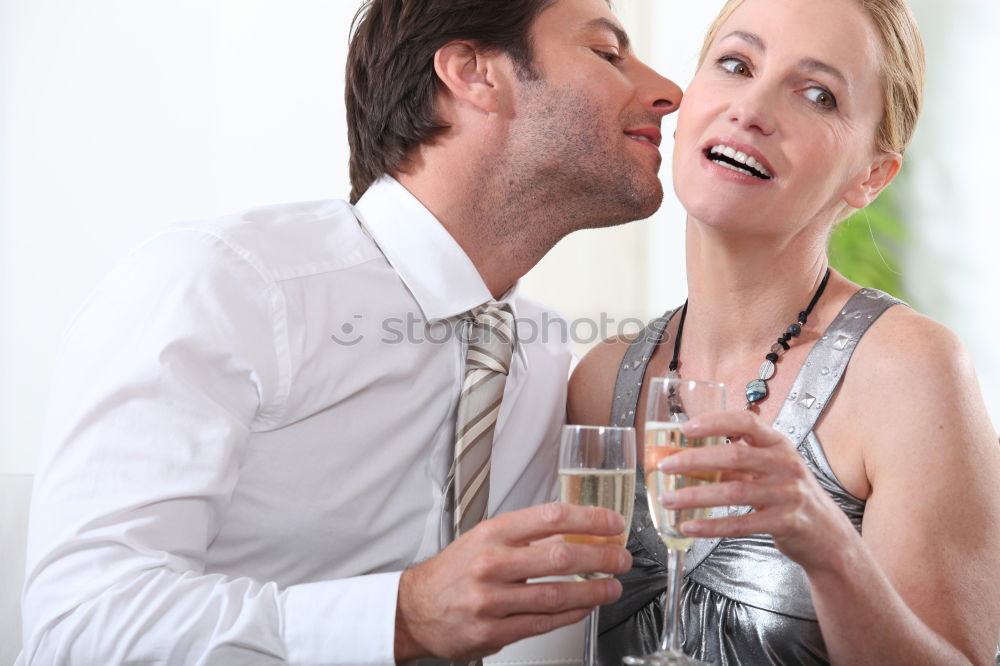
395, 167, 570, 300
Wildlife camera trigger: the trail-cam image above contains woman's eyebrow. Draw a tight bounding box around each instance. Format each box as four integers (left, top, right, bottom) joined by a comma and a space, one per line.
721, 30, 765, 52
798, 58, 847, 86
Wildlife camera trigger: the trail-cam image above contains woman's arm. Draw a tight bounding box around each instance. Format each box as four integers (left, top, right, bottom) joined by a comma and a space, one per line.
814, 311, 1000, 665
660, 311, 1000, 665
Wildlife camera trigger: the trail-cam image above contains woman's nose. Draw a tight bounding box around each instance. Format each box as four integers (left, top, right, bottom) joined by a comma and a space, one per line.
728, 87, 777, 136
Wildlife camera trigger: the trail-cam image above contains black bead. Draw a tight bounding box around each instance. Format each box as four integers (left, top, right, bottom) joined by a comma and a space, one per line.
798, 311, 808, 324
778, 339, 790, 351
766, 352, 779, 362
788, 323, 802, 337
781, 332, 792, 342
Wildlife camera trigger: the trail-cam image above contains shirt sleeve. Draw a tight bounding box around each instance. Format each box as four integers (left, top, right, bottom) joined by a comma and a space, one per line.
20, 229, 399, 665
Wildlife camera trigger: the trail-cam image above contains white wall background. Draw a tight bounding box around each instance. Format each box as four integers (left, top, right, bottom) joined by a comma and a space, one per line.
898, 0, 1000, 433
1, 0, 997, 475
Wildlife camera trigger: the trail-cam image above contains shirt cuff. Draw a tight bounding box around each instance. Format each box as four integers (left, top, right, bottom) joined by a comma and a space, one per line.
281, 571, 401, 666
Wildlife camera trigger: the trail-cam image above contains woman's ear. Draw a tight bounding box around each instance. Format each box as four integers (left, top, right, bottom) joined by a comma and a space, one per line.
843, 151, 903, 209
433, 40, 506, 115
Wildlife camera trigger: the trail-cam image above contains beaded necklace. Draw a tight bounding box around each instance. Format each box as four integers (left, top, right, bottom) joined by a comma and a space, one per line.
667, 268, 832, 411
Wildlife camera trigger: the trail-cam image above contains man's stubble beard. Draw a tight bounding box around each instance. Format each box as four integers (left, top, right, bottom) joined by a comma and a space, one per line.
473, 80, 664, 258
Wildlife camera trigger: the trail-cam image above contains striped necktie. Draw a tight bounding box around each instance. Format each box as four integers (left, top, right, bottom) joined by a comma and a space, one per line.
451, 303, 516, 539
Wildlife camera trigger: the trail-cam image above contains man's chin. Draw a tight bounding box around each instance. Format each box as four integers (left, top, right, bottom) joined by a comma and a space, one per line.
584, 191, 663, 230
626, 179, 665, 221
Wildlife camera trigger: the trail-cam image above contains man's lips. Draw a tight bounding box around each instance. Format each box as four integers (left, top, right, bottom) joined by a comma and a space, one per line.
625, 127, 662, 148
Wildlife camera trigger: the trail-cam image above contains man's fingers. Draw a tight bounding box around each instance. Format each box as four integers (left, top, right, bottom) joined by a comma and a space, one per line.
473, 538, 631, 582
488, 607, 595, 650
488, 578, 622, 617
482, 502, 626, 545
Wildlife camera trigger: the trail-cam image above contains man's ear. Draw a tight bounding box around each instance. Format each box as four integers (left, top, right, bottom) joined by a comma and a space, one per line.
842, 151, 902, 209
433, 41, 506, 115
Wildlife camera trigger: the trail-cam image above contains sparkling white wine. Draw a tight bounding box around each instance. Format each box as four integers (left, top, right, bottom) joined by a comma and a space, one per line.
644, 421, 723, 550
558, 468, 635, 578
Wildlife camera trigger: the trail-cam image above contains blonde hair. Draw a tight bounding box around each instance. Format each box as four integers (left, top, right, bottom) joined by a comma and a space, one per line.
697, 0, 925, 155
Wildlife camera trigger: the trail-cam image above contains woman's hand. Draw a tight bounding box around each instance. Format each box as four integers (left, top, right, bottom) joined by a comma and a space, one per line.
658, 410, 859, 573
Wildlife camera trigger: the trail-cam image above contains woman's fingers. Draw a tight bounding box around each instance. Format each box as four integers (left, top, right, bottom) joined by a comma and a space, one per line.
684, 410, 792, 449
658, 436, 801, 479
719, 469, 756, 483
679, 505, 805, 539
661, 479, 801, 512
656, 411, 807, 480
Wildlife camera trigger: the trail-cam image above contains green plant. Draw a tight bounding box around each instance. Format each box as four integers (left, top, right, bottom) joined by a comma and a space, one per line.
827, 183, 910, 302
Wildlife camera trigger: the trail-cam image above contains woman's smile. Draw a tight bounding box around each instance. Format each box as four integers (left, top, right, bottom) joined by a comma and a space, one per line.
704, 144, 772, 180
699, 136, 777, 184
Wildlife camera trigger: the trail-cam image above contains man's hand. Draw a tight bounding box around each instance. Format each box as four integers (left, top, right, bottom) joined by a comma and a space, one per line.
394, 502, 631, 661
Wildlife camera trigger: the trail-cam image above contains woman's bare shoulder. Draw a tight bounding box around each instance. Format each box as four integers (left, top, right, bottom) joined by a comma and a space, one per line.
849, 305, 972, 391
567, 334, 636, 426
841, 303, 996, 461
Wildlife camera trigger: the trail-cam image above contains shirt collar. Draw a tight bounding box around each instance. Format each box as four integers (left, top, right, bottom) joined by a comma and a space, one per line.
352, 175, 521, 323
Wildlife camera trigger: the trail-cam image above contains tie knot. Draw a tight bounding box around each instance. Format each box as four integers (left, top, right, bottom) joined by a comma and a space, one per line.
466, 304, 515, 375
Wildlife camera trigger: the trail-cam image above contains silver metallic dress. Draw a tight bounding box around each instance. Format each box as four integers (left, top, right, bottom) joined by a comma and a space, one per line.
599, 288, 904, 665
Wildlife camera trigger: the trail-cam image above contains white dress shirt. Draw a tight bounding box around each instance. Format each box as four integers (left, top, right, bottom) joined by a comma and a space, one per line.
19, 176, 574, 665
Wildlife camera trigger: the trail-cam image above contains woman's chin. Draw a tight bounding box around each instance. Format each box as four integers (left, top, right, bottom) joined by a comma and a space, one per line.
679, 198, 767, 234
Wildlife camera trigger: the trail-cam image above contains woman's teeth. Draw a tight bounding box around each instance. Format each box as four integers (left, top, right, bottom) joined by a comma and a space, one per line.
708, 144, 772, 179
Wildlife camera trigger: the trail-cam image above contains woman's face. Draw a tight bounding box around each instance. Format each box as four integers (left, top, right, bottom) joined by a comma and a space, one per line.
673, 0, 895, 237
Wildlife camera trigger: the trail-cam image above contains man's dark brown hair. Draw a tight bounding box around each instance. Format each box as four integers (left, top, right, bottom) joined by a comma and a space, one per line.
345, 0, 560, 203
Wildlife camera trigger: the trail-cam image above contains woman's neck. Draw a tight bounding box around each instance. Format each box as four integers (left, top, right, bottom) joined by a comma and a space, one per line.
679, 215, 831, 370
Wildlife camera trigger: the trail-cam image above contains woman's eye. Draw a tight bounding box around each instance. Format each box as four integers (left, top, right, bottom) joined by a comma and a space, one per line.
804, 86, 837, 109
719, 57, 751, 77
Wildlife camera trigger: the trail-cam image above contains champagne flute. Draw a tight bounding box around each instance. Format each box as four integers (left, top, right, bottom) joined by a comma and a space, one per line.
625, 378, 726, 666
557, 425, 637, 666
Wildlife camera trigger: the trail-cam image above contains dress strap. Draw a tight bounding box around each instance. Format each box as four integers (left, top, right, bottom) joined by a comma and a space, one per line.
772, 288, 907, 448
609, 312, 676, 427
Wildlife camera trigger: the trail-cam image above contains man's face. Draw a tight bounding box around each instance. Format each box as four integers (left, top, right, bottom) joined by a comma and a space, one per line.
501, 0, 682, 230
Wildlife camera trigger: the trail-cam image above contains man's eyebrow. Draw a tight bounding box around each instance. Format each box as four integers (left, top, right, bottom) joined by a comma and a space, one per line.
585, 17, 631, 52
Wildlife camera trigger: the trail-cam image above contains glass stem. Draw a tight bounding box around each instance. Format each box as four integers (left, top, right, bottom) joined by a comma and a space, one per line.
583, 607, 599, 666
659, 547, 686, 654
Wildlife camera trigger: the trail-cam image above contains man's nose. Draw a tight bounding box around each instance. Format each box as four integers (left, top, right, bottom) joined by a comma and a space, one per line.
634, 59, 683, 118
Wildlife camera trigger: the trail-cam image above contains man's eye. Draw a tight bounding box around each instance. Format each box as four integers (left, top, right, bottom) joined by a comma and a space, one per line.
719, 57, 751, 77
594, 50, 622, 65
804, 86, 837, 109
